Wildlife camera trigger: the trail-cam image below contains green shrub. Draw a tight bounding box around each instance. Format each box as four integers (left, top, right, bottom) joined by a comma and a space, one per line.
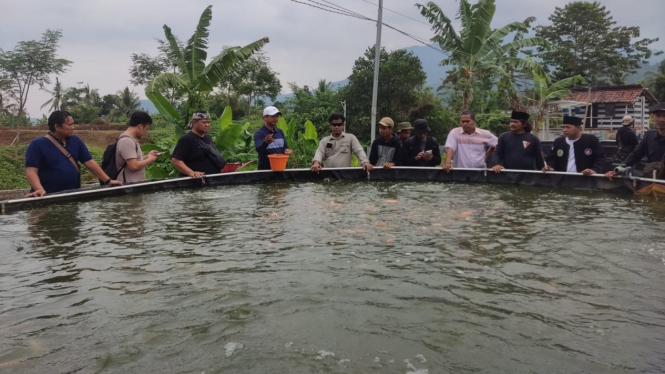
0, 146, 29, 190
476, 112, 510, 136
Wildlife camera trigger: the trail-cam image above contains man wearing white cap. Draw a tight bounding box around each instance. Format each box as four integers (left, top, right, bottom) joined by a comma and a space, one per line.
254, 106, 292, 170
614, 115, 638, 162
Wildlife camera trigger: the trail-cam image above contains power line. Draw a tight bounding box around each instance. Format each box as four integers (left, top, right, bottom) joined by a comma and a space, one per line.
319, 0, 369, 19
290, 0, 369, 20
358, 0, 432, 27
289, 0, 455, 58
308, 0, 370, 19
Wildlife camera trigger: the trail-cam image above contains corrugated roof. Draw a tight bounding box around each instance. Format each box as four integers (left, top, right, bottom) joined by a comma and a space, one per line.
565, 85, 658, 104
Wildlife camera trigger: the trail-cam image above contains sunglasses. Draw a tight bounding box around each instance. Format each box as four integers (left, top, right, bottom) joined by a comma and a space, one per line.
330, 123, 344, 127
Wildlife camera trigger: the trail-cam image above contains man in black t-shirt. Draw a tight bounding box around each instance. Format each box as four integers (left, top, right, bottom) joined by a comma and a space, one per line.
171, 111, 226, 178
614, 115, 638, 162
491, 111, 545, 172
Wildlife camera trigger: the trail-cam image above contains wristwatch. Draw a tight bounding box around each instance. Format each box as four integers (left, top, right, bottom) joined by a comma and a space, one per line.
104, 178, 111, 185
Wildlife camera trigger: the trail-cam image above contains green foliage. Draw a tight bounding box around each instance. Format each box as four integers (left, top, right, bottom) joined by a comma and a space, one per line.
0, 146, 29, 190
0, 113, 30, 127
416, 0, 548, 110
230, 51, 282, 122
340, 47, 427, 141
279, 118, 319, 169
641, 60, 665, 102
475, 112, 509, 135
0, 29, 71, 118
69, 104, 101, 124
213, 107, 258, 163
535, 1, 661, 86
284, 82, 342, 135
145, 5, 269, 133
80, 147, 104, 185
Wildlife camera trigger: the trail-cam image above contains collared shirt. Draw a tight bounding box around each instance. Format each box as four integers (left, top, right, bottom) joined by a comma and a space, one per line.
565, 137, 578, 172
313, 133, 369, 167
444, 127, 498, 168
624, 130, 665, 167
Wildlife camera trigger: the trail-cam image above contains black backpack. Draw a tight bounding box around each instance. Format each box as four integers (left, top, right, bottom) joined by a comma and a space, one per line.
100, 134, 135, 185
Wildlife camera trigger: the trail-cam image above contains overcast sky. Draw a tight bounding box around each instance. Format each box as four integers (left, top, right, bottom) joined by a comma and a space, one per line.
1, 0, 663, 117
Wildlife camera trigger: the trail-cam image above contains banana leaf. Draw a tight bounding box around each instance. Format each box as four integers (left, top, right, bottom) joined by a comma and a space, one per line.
303, 120, 318, 143
219, 106, 233, 131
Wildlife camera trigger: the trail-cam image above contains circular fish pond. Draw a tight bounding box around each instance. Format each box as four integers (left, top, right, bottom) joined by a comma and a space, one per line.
0, 181, 664, 373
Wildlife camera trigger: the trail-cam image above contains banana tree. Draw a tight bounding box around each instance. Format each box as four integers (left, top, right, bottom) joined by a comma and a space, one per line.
526, 64, 586, 135
214, 106, 257, 164
145, 5, 269, 134
416, 0, 549, 110
277, 117, 319, 168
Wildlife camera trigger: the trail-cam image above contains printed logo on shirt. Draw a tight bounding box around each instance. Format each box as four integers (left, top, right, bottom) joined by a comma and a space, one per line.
584, 148, 592, 156
523, 141, 530, 149
557, 149, 564, 157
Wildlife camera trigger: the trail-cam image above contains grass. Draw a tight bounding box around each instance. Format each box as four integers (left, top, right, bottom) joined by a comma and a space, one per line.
0, 145, 105, 191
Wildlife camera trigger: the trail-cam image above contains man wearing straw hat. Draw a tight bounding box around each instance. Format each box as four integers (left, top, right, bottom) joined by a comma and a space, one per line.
543, 116, 605, 175
171, 111, 226, 178
491, 111, 545, 172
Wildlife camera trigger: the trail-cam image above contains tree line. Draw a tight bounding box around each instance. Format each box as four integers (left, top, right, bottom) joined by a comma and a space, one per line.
0, 0, 663, 146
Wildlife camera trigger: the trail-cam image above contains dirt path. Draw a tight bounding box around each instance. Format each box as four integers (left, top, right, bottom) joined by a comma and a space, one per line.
0, 129, 125, 149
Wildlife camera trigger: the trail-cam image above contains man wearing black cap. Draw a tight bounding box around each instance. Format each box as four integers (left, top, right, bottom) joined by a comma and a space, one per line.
606, 103, 665, 179
543, 116, 606, 175
491, 111, 545, 173
369, 117, 403, 169
403, 119, 441, 167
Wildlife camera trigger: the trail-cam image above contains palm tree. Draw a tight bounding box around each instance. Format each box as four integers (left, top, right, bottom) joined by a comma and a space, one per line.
416, 0, 548, 110
526, 63, 585, 134
41, 77, 64, 111
317, 79, 332, 94
145, 5, 269, 134
115, 87, 141, 117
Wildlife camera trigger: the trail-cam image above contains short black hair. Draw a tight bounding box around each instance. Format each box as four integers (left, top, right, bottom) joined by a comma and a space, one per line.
460, 110, 476, 121
48, 110, 72, 132
328, 113, 345, 123
128, 111, 153, 127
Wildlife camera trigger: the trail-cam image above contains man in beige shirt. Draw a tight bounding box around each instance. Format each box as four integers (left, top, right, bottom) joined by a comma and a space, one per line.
115, 111, 159, 184
311, 113, 373, 172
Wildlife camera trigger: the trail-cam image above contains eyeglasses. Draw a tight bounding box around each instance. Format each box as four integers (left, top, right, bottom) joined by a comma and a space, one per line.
330, 123, 344, 127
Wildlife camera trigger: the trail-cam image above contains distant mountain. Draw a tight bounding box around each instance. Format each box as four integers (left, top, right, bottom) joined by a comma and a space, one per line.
140, 99, 158, 114
626, 61, 661, 84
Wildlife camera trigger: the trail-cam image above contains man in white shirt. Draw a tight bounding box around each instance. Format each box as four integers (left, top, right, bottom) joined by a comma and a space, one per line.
543, 116, 605, 175
442, 110, 498, 172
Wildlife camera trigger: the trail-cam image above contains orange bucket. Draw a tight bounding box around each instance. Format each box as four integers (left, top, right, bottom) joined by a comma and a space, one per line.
267, 154, 290, 171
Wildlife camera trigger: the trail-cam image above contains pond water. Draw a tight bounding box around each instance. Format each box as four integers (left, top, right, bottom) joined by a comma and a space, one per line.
1, 181, 664, 374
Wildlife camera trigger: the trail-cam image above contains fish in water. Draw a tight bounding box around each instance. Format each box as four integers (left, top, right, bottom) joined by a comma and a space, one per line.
461, 212, 473, 216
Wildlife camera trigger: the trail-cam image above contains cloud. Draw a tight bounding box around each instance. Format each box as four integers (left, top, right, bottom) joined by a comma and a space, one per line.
0, 0, 662, 118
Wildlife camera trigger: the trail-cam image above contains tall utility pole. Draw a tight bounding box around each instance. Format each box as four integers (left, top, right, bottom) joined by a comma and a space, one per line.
341, 100, 347, 132
369, 0, 383, 143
